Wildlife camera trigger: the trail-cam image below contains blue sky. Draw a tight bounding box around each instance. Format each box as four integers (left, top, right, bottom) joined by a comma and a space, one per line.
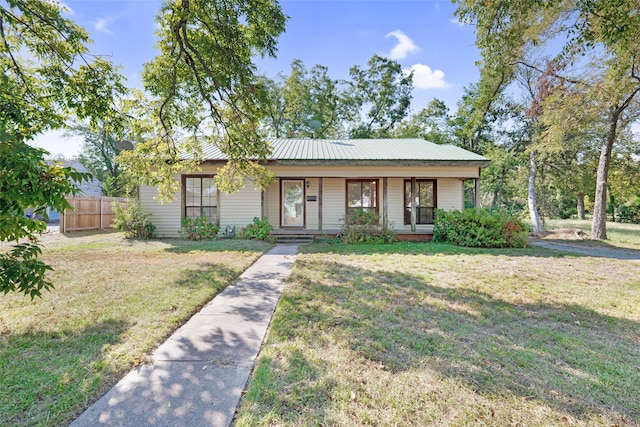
32, 0, 480, 157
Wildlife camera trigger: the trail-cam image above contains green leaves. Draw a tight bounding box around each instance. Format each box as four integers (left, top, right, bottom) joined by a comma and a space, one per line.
0, 243, 53, 299
129, 0, 286, 195
112, 200, 157, 239
262, 60, 355, 139
0, 137, 91, 298
433, 208, 527, 248
0, 1, 125, 140
1, 1, 124, 297
239, 217, 274, 241
349, 54, 413, 138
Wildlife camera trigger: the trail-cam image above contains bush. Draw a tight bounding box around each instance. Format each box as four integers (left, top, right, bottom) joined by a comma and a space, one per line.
618, 205, 640, 224
240, 217, 274, 241
342, 210, 396, 244
433, 208, 527, 248
112, 200, 156, 239
179, 216, 220, 240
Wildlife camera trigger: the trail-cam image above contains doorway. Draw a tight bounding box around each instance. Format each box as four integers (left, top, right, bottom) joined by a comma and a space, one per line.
281, 179, 305, 227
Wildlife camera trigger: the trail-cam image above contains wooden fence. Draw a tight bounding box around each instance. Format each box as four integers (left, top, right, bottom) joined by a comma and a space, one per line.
60, 196, 132, 232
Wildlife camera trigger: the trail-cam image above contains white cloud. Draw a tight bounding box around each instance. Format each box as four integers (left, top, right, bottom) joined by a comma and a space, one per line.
406, 64, 449, 89
385, 30, 419, 60
92, 17, 113, 34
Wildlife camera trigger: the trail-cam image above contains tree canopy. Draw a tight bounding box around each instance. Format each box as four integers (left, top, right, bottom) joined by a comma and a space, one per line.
260, 55, 413, 140
349, 54, 413, 138
120, 0, 286, 198
1, 0, 125, 297
261, 60, 355, 139
454, 0, 640, 239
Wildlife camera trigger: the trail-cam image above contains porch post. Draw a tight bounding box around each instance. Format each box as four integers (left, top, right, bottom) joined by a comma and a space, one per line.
475, 170, 481, 208
411, 177, 417, 232
318, 177, 323, 231
382, 177, 388, 228
217, 188, 221, 226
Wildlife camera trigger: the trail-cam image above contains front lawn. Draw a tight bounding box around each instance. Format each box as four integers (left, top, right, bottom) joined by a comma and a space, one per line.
236, 242, 640, 426
0, 231, 272, 427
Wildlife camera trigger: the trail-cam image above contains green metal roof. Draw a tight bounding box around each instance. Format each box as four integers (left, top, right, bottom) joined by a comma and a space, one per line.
200, 138, 489, 164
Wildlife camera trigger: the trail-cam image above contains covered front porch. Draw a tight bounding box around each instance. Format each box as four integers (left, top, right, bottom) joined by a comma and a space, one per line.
261, 167, 482, 241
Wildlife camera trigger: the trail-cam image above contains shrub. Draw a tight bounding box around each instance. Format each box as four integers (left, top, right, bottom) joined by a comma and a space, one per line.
314, 234, 342, 245
341, 210, 396, 244
240, 217, 274, 241
618, 204, 640, 224
112, 200, 156, 239
433, 208, 527, 248
179, 216, 220, 240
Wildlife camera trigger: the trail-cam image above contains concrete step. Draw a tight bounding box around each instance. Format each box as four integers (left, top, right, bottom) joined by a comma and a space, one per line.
273, 234, 314, 243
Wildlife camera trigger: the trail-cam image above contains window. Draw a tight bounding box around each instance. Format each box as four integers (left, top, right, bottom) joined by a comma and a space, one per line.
404, 179, 436, 225
183, 176, 218, 224
346, 179, 378, 214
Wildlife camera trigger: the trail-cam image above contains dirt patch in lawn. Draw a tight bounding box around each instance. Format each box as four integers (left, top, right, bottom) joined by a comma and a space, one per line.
529, 229, 640, 261
534, 228, 588, 240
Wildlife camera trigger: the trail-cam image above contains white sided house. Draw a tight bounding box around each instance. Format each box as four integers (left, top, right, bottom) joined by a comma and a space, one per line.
139, 138, 490, 240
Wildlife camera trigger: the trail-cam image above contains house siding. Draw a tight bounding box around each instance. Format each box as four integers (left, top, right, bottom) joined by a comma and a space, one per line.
322, 178, 345, 230
140, 165, 477, 237
220, 184, 262, 229
387, 178, 405, 230
265, 182, 279, 228
305, 178, 319, 229
69, 160, 103, 196
139, 183, 181, 238
437, 178, 464, 211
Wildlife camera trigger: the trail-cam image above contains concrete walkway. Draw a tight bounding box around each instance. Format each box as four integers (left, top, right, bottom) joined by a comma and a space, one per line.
70, 244, 299, 427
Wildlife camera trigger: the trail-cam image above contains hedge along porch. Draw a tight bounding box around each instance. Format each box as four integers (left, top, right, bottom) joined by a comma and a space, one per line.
138, 139, 490, 239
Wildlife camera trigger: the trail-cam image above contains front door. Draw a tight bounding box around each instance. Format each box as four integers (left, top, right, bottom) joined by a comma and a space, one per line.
281, 179, 305, 227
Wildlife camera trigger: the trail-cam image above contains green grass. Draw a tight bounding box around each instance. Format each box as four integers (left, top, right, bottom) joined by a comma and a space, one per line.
236, 242, 640, 426
544, 218, 640, 247
0, 231, 272, 427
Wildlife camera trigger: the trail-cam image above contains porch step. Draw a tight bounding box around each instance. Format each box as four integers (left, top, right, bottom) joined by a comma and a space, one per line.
272, 234, 315, 244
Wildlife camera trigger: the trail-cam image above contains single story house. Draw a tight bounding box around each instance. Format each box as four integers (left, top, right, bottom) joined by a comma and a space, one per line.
139, 138, 490, 239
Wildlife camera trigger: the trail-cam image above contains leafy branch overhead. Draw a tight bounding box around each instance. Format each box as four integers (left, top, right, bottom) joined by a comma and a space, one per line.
124, 0, 287, 198
1, 0, 125, 298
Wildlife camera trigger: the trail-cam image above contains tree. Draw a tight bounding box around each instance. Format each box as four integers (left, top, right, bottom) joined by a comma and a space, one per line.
121, 0, 286, 199
67, 118, 134, 197
0, 0, 125, 297
480, 144, 522, 209
349, 54, 413, 138
454, 0, 640, 239
393, 98, 453, 144
538, 74, 606, 220
262, 60, 355, 139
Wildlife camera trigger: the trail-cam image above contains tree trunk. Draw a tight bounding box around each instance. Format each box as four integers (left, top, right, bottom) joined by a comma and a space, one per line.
576, 193, 585, 220
466, 185, 475, 208
496, 166, 504, 208
528, 151, 543, 233
591, 108, 620, 240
